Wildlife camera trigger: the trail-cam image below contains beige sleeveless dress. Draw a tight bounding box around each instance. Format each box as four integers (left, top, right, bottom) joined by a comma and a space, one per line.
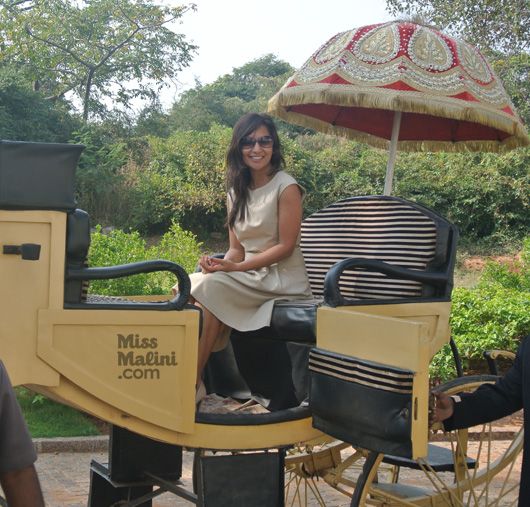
189, 171, 312, 332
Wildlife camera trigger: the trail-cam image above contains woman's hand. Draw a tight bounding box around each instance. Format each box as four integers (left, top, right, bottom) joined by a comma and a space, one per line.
199, 255, 240, 273
207, 257, 238, 272
198, 255, 216, 273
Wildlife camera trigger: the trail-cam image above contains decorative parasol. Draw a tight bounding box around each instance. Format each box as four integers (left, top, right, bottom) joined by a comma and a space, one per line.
268, 21, 530, 194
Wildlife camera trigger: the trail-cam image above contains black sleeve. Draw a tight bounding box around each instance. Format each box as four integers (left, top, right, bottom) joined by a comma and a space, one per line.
444, 340, 525, 431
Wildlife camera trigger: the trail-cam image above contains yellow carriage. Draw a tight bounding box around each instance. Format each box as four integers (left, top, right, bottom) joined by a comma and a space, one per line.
0, 139, 522, 506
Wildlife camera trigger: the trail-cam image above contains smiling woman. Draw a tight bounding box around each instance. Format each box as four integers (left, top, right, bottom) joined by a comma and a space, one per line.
240, 127, 275, 187
172, 112, 313, 407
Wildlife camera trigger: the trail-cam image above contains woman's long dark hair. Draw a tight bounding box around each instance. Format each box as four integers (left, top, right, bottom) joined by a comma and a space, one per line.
226, 113, 284, 228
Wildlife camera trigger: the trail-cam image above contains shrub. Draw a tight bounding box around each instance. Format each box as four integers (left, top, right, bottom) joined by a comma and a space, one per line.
430, 238, 530, 380
479, 236, 530, 291
87, 223, 202, 296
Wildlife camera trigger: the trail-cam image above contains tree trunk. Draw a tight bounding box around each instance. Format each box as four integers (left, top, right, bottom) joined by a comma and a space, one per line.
83, 69, 95, 122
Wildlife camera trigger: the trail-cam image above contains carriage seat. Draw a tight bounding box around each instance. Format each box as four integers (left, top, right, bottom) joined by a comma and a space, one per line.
64, 208, 191, 311
246, 195, 458, 344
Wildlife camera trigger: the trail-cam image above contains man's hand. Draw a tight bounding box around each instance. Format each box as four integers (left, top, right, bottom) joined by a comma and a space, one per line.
432, 391, 455, 423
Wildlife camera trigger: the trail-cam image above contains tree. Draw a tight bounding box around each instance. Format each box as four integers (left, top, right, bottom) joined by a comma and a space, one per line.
0, 64, 80, 141
492, 52, 530, 127
0, 0, 197, 121
385, 0, 529, 54
168, 54, 295, 131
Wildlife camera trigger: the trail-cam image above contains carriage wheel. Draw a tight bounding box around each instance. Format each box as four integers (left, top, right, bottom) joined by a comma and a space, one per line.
351, 375, 524, 506
284, 436, 353, 506
284, 437, 399, 505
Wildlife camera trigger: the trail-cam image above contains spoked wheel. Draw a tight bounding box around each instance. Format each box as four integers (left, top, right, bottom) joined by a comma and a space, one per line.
284, 436, 353, 506
351, 375, 524, 506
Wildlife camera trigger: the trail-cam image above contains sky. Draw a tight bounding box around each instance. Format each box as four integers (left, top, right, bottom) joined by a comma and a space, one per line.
161, 0, 394, 106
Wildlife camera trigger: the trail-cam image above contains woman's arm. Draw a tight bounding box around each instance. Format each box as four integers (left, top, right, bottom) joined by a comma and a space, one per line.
208, 184, 303, 273
198, 211, 245, 274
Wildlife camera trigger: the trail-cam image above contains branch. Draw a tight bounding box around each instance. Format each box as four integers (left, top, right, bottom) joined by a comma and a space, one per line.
2, 0, 33, 10
24, 25, 93, 68
93, 26, 141, 70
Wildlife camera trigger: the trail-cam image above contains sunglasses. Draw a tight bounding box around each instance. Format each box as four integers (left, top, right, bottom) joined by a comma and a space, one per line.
240, 135, 274, 150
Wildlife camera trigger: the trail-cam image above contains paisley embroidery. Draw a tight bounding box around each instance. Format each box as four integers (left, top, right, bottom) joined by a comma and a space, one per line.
292, 22, 507, 107
313, 29, 355, 65
456, 41, 493, 83
408, 26, 453, 71
352, 23, 400, 64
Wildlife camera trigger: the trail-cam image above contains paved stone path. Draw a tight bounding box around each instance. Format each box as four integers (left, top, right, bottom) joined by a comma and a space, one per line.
35, 449, 357, 507
33, 437, 522, 507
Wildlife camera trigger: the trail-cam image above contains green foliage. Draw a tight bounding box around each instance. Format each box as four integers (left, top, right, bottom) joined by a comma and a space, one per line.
134, 100, 171, 138
450, 286, 529, 355
430, 239, 530, 380
0, 64, 79, 142
16, 388, 99, 437
120, 124, 231, 234
492, 53, 530, 128
72, 124, 129, 224
0, 0, 197, 120
479, 237, 530, 291
87, 222, 202, 296
168, 55, 296, 133
394, 148, 530, 243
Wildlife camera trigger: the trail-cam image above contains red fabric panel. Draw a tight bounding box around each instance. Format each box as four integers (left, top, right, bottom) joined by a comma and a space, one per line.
450, 92, 480, 103
320, 73, 353, 85
288, 104, 510, 142
382, 81, 419, 92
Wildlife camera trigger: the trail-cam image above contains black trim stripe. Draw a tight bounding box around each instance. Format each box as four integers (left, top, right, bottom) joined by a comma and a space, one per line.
309, 349, 414, 394
301, 197, 438, 299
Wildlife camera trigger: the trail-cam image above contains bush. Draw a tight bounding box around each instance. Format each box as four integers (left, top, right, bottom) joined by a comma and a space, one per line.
119, 125, 230, 235
87, 222, 202, 296
430, 238, 530, 380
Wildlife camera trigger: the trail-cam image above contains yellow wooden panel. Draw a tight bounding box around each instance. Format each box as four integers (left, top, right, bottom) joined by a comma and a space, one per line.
38, 308, 199, 434
0, 210, 65, 386
316, 306, 432, 458
337, 301, 452, 358
317, 307, 430, 372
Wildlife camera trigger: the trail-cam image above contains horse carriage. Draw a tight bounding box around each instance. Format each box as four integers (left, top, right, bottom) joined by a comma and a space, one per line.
0, 139, 523, 506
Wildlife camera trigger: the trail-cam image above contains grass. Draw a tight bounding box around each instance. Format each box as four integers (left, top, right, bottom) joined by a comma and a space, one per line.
16, 387, 100, 438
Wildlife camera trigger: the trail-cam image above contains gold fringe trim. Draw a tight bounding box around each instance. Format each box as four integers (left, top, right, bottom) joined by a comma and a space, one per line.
268, 83, 530, 152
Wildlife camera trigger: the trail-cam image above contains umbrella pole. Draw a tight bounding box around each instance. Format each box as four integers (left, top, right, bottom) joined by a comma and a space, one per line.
383, 111, 402, 196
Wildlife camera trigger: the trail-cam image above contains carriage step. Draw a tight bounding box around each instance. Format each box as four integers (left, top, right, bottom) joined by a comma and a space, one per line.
383, 443, 476, 472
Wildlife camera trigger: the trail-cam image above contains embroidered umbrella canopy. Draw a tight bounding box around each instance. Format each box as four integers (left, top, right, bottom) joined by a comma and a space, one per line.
268, 21, 530, 194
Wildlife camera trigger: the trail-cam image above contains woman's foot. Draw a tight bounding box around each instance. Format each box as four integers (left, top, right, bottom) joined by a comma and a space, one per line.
195, 381, 207, 407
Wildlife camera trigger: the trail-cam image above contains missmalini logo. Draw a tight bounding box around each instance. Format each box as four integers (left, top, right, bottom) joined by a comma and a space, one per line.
117, 333, 178, 380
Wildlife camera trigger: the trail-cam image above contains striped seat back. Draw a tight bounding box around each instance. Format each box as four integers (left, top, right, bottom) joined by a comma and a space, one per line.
300, 196, 440, 300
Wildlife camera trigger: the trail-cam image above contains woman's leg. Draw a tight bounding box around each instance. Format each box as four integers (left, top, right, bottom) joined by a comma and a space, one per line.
197, 306, 223, 385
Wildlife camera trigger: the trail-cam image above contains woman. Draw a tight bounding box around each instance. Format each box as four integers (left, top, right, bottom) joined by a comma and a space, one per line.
179, 113, 312, 404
